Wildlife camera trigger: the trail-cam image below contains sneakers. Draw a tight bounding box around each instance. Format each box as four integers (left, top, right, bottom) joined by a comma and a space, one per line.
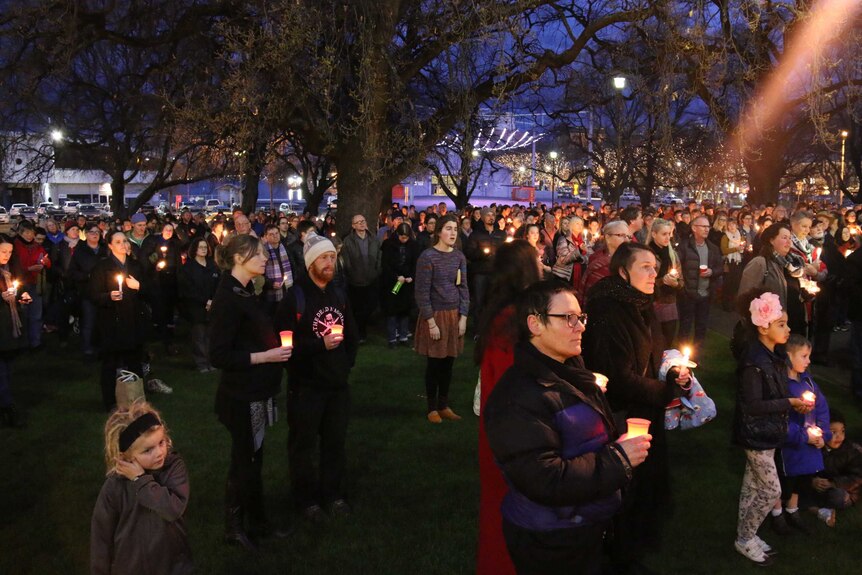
146, 379, 173, 394
735, 538, 773, 566
752, 535, 777, 557
427, 410, 442, 424
817, 508, 837, 527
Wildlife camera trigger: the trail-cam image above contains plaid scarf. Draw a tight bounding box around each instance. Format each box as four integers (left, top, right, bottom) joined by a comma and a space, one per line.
264, 243, 293, 302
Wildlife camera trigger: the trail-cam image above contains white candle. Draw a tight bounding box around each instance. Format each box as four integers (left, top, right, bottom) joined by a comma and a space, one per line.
669, 268, 679, 278
594, 373, 609, 393
160, 246, 167, 253
483, 247, 490, 254
809, 426, 823, 438
682, 346, 692, 364
802, 391, 816, 403
116, 274, 124, 294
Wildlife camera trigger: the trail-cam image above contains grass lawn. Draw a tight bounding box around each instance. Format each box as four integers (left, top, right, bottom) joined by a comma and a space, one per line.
2, 325, 862, 574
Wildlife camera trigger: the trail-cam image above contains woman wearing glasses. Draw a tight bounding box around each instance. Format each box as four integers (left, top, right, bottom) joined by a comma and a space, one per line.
578, 220, 630, 304
582, 242, 692, 573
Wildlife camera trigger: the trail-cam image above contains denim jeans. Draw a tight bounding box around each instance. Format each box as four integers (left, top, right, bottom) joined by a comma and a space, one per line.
385, 315, 409, 343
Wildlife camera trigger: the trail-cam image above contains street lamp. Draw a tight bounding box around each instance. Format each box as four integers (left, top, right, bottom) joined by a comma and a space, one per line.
50, 129, 64, 142
840, 129, 849, 205
549, 151, 558, 204
613, 76, 627, 204
613, 77, 627, 90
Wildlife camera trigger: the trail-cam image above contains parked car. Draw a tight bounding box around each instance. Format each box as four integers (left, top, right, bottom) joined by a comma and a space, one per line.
37, 202, 56, 216
78, 204, 101, 219
63, 201, 81, 215
9, 204, 28, 217
0, 207, 9, 224
46, 204, 65, 218
139, 204, 156, 215
19, 206, 37, 220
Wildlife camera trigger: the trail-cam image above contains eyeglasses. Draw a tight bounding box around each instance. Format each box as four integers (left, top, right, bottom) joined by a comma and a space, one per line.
541, 312, 588, 328
352, 219, 366, 225
607, 233, 632, 239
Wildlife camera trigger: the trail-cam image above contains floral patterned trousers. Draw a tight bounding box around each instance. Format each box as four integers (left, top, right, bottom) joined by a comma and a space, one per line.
737, 448, 782, 541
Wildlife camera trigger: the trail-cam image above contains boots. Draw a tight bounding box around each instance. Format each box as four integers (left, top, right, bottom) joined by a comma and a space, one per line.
224, 479, 257, 552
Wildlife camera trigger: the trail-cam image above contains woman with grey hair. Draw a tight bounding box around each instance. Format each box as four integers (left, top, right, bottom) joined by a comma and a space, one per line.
578, 220, 630, 303
553, 216, 587, 285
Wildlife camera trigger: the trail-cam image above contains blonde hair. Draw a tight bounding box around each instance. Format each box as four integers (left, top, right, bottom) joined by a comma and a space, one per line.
103, 400, 171, 475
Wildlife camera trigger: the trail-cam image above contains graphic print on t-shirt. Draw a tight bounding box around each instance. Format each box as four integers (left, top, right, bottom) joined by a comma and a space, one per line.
312, 306, 345, 337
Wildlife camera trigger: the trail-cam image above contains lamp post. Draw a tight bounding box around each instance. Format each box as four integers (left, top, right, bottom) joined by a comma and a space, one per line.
549, 151, 558, 205
613, 76, 626, 205
840, 129, 849, 206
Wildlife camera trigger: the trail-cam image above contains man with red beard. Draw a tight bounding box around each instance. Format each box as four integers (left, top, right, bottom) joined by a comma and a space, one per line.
276, 232, 358, 523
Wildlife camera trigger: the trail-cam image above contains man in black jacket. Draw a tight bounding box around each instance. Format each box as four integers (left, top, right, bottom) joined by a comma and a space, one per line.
484, 280, 649, 575
677, 215, 723, 347
276, 233, 358, 523
465, 207, 505, 332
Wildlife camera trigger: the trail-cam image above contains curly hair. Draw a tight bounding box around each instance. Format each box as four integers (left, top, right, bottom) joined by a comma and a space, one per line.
103, 400, 171, 475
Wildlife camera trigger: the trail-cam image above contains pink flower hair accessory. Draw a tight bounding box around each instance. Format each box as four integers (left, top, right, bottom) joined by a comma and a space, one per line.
749, 292, 783, 328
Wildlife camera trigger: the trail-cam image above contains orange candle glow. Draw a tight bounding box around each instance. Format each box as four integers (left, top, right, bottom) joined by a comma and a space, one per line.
157, 260, 166, 270
626, 418, 651, 438
279, 330, 293, 348
809, 426, 823, 438
802, 391, 816, 403
330, 325, 343, 336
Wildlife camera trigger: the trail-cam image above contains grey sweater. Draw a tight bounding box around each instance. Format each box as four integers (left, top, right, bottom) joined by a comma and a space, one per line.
90, 453, 192, 575
414, 247, 469, 319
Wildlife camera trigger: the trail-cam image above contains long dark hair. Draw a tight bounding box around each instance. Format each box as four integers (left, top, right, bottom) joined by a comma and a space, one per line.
758, 222, 790, 258
474, 240, 542, 364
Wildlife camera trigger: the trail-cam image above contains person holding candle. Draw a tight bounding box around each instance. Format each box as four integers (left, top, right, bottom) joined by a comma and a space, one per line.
89, 230, 149, 411
582, 242, 691, 573
676, 215, 723, 348
552, 216, 587, 287
69, 223, 107, 360
11, 220, 49, 349
809, 409, 862, 526
209, 233, 292, 550
721, 217, 746, 312
141, 222, 182, 355
260, 224, 294, 317
484, 280, 650, 575
649, 219, 683, 348
465, 207, 505, 336
0, 234, 31, 428
275, 232, 357, 522
178, 238, 219, 373
474, 240, 542, 575
732, 290, 813, 566
768, 334, 831, 534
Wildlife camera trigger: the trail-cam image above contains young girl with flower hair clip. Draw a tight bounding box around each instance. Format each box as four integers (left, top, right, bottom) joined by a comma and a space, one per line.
731, 289, 814, 566
90, 400, 193, 575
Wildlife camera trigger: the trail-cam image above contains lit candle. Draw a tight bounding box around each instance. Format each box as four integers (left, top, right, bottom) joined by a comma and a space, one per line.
160, 246, 167, 254
8, 280, 18, 296
682, 346, 692, 364
483, 247, 490, 254
222, 230, 228, 238
330, 324, 343, 336
157, 260, 166, 270
279, 330, 293, 348
669, 268, 679, 278
594, 373, 609, 393
802, 391, 816, 404
505, 236, 514, 243
809, 426, 823, 438
626, 418, 651, 438
116, 274, 124, 294
847, 249, 855, 258
330, 232, 336, 237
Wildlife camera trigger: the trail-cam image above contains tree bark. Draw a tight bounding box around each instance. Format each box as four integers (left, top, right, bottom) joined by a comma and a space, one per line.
743, 135, 787, 205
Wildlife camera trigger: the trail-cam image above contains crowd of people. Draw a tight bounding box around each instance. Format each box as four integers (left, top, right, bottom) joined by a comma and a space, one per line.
3, 196, 862, 573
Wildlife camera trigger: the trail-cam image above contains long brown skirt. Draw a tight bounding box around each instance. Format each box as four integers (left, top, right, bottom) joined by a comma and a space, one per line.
414, 309, 464, 359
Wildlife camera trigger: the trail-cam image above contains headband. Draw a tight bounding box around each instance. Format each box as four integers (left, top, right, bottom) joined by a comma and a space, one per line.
119, 412, 162, 452
749, 292, 783, 328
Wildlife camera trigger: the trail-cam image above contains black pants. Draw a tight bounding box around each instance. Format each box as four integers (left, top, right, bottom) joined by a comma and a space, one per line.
100, 349, 143, 410
425, 356, 454, 412
226, 431, 265, 527
347, 283, 377, 339
470, 273, 491, 330
502, 519, 606, 575
151, 275, 178, 345
287, 386, 350, 509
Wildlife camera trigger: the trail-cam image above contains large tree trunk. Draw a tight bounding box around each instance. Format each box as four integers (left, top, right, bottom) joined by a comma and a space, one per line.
111, 177, 127, 218
336, 156, 400, 238
744, 147, 785, 206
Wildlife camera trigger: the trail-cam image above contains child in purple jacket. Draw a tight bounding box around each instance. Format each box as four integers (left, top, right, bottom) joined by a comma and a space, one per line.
771, 334, 831, 534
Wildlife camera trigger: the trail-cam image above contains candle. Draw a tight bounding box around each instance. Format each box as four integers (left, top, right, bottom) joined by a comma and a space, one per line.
594, 373, 609, 393
669, 268, 679, 278
809, 426, 823, 438
8, 280, 18, 296
279, 330, 293, 348
222, 230, 228, 238
505, 236, 514, 243
116, 274, 124, 294
846, 249, 855, 258
330, 232, 336, 237
160, 246, 167, 253
682, 346, 692, 363
698, 264, 708, 276
626, 417, 651, 438
483, 247, 490, 254
330, 324, 343, 336
802, 391, 816, 404
157, 260, 166, 270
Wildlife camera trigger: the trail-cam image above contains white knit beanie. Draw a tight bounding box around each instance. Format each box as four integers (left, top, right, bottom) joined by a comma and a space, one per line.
303, 232, 336, 269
